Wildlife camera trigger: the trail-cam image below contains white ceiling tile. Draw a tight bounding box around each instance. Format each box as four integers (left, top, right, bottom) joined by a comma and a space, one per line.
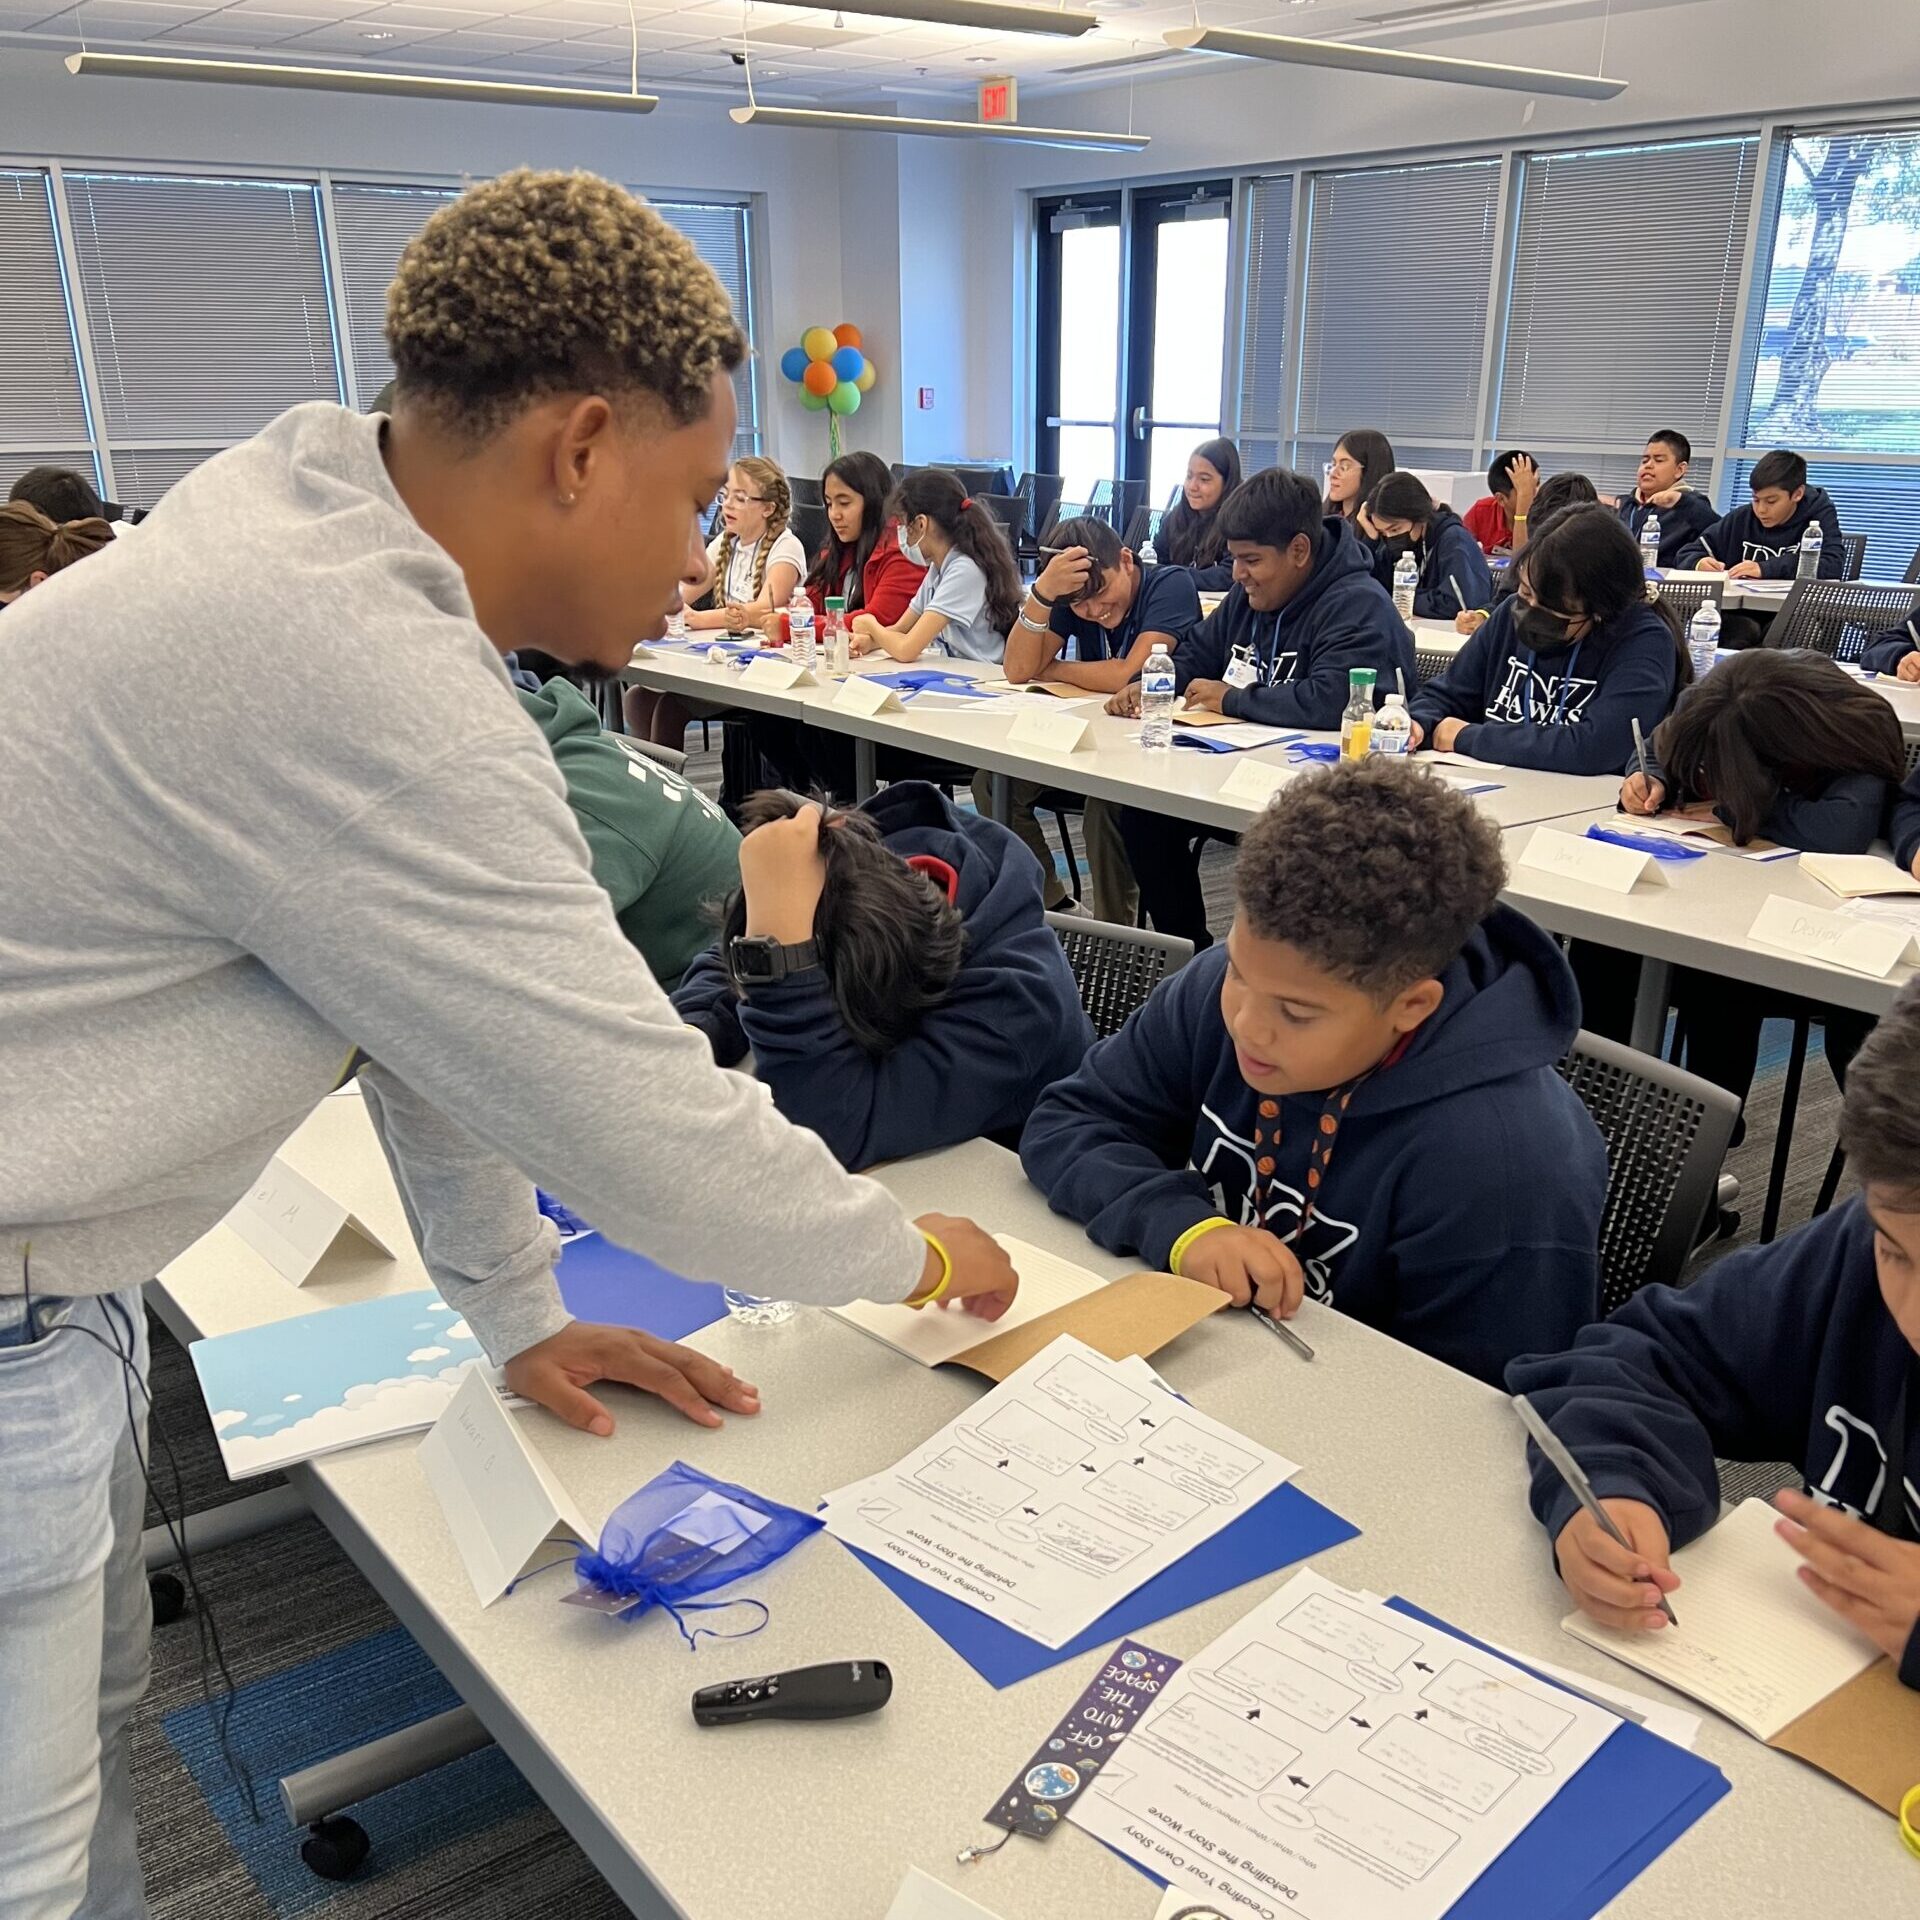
276, 17, 451, 42
158, 10, 346, 36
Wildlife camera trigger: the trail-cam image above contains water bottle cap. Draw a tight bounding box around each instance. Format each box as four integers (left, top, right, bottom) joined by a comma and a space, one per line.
1350, 667, 1377, 687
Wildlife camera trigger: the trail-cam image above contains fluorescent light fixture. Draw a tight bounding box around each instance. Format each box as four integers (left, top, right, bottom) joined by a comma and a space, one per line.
1161, 26, 1625, 99
750, 0, 1097, 35
64, 50, 660, 112
728, 103, 1148, 150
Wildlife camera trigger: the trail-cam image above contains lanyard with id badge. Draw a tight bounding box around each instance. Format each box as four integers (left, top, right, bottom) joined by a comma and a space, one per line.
1224, 642, 1258, 691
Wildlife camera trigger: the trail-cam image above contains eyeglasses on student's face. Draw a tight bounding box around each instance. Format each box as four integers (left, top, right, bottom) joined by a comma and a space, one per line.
724, 488, 770, 507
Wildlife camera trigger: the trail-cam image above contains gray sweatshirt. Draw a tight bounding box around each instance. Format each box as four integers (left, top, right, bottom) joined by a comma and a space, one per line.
0, 404, 924, 1359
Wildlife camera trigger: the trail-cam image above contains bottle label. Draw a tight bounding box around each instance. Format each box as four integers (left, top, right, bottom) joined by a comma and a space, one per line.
1341, 720, 1371, 759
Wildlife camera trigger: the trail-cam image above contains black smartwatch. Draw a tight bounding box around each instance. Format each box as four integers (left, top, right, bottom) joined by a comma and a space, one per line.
725, 935, 821, 987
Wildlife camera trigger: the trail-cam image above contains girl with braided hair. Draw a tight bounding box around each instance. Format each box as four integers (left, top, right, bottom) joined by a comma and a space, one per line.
683, 455, 805, 635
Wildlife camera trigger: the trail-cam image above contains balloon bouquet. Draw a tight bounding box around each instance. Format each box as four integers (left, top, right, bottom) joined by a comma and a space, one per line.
779, 323, 877, 458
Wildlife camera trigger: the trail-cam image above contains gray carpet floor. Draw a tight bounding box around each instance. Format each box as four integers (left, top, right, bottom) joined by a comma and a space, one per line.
129, 738, 1849, 1916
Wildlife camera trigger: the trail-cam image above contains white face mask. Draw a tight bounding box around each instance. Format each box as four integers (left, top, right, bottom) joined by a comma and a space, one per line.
898, 522, 929, 568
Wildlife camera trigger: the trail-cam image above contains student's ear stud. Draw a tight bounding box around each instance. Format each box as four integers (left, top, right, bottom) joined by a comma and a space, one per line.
561, 492, 578, 508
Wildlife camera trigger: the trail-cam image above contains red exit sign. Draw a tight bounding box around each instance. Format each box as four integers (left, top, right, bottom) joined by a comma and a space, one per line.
977, 76, 1017, 124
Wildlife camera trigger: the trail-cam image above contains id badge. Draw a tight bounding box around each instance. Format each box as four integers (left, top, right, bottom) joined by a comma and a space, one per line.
1224, 646, 1258, 690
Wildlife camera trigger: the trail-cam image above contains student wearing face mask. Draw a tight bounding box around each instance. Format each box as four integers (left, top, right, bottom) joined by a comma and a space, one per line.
850, 468, 1021, 664
1408, 505, 1689, 775
1362, 472, 1491, 621
1155, 437, 1242, 591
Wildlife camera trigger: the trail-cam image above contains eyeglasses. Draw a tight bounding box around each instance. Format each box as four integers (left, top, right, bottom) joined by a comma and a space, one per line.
1329, 457, 1361, 476
723, 489, 770, 506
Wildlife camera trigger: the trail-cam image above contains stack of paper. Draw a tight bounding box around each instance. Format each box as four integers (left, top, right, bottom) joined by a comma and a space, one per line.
1563, 1497, 1919, 1812
1079, 1567, 1729, 1920
1800, 851, 1920, 898
822, 1335, 1297, 1651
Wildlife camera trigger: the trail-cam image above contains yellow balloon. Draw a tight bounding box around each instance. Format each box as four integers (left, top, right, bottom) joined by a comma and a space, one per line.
802, 326, 838, 362
854, 358, 878, 393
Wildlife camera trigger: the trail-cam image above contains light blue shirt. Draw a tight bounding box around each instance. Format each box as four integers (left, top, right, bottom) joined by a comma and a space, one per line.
906, 550, 1005, 663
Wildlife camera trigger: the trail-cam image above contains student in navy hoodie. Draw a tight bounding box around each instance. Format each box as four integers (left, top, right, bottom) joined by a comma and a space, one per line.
671, 783, 1092, 1173
1106, 466, 1414, 944
1613, 429, 1719, 567
1678, 447, 1844, 581
1508, 977, 1920, 1683
1858, 612, 1920, 681
1409, 504, 1688, 775
1021, 759, 1605, 1387
1364, 471, 1492, 621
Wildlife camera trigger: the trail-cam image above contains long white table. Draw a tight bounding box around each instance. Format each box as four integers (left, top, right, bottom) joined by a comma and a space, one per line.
623, 646, 1621, 834
148, 1097, 1916, 1920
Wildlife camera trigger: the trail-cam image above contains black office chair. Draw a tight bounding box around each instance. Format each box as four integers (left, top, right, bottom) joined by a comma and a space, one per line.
788, 501, 829, 561
1046, 913, 1195, 1038
889, 462, 910, 483
1764, 580, 1920, 663
1904, 538, 1920, 586
1120, 506, 1167, 553
1414, 645, 1455, 685
975, 494, 1025, 545
789, 476, 824, 510
935, 463, 1015, 497
1016, 473, 1065, 557
1555, 1032, 1741, 1311
1086, 479, 1145, 533
1655, 577, 1726, 628
1039, 500, 1090, 547
1839, 532, 1868, 581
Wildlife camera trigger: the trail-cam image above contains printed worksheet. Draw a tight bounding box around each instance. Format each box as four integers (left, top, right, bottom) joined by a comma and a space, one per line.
1071, 1569, 1618, 1920
820, 1334, 1295, 1650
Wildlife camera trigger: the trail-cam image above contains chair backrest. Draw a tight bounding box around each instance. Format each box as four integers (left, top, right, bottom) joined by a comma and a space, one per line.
1040, 500, 1090, 546
1840, 531, 1868, 581
889, 462, 910, 483
975, 493, 1025, 542
1414, 645, 1455, 685
1904, 736, 1920, 779
614, 734, 688, 773
788, 500, 829, 563
789, 476, 824, 510
1765, 579, 1920, 663
1654, 577, 1725, 627
1905, 539, 1920, 586
935, 463, 1015, 497
1555, 1031, 1740, 1312
1121, 505, 1168, 553
1018, 472, 1065, 535
1046, 912, 1195, 1038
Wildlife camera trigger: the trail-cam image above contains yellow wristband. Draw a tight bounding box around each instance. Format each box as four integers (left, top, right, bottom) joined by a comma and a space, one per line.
906, 1231, 953, 1308
1900, 1783, 1920, 1860
1169, 1217, 1234, 1277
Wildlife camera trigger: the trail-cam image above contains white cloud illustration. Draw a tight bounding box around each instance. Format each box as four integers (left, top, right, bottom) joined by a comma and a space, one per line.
407, 1345, 450, 1364
445, 1319, 472, 1343
210, 1409, 248, 1433
427, 1302, 452, 1313
219, 1365, 486, 1474
283, 1394, 302, 1404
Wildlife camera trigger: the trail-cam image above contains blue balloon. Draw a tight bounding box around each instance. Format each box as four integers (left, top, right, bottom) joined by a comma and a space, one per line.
779, 345, 810, 383
831, 345, 866, 383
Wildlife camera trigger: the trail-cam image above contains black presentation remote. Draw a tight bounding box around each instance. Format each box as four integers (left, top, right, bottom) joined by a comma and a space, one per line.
691, 1659, 893, 1727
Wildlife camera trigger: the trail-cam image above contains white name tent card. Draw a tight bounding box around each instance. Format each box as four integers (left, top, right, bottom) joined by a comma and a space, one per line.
224, 1155, 395, 1287
831, 674, 904, 717
1748, 894, 1913, 978
1217, 757, 1292, 810
418, 1367, 597, 1608
885, 1869, 1007, 1920
739, 656, 818, 693
1008, 707, 1093, 755
1517, 827, 1671, 894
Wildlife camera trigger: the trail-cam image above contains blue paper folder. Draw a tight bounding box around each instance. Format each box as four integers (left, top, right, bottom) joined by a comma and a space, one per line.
1172, 729, 1303, 755
554, 1234, 729, 1345
846, 1481, 1358, 1688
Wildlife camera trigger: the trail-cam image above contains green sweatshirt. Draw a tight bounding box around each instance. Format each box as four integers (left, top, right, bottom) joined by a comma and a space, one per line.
517, 679, 740, 988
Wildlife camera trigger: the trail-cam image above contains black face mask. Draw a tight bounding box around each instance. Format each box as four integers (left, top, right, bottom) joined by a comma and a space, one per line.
1379, 535, 1417, 562
1514, 603, 1582, 652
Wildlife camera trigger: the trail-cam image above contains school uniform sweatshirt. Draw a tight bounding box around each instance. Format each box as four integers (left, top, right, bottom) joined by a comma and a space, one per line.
1616, 489, 1719, 567
1172, 518, 1416, 732
1676, 485, 1845, 578
0, 403, 932, 1360
671, 783, 1093, 1172
1409, 595, 1681, 775
1892, 764, 1920, 875
1857, 616, 1919, 675
1508, 1198, 1920, 1689
1627, 740, 1890, 854
1019, 906, 1606, 1385
1371, 505, 1492, 620
517, 677, 742, 989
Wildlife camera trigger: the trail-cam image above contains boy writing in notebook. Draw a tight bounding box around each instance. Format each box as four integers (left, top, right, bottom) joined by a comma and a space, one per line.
1509, 978, 1920, 1686
1019, 758, 1606, 1387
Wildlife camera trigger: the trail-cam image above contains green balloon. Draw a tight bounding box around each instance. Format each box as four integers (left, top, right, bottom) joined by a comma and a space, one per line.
799, 386, 830, 412
827, 381, 862, 416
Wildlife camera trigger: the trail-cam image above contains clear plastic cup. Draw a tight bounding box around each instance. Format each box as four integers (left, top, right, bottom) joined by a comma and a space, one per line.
723, 1290, 798, 1327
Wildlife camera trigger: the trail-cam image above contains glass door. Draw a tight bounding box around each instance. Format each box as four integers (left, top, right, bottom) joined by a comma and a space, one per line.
1035, 192, 1123, 508
1125, 182, 1234, 513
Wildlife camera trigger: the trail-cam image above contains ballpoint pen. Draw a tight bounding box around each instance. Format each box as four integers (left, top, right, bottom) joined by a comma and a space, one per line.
1250, 1303, 1314, 1361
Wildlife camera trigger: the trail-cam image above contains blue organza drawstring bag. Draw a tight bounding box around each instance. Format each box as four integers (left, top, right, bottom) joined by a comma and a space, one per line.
571, 1461, 822, 1647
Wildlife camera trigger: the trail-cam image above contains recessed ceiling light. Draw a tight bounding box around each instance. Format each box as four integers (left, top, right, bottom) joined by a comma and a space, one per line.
361, 29, 397, 39
965, 54, 995, 62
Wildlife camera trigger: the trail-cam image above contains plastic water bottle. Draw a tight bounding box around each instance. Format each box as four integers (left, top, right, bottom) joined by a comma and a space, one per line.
1139, 534, 1158, 566
1140, 642, 1177, 751
1639, 513, 1662, 575
723, 1289, 798, 1328
1688, 600, 1721, 679
788, 588, 816, 669
665, 602, 687, 641
1797, 520, 1824, 580
1392, 551, 1418, 625
1340, 667, 1377, 759
1371, 689, 1412, 756
824, 594, 849, 677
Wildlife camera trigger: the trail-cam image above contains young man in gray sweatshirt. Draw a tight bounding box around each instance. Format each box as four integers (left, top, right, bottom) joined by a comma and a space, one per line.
0, 170, 1017, 1914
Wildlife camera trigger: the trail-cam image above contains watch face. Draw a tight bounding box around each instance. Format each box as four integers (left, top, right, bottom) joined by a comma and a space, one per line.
727, 937, 780, 985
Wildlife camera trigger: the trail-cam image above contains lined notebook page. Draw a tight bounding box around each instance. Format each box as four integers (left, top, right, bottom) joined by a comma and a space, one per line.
830, 1235, 1103, 1368
1562, 1498, 1881, 1739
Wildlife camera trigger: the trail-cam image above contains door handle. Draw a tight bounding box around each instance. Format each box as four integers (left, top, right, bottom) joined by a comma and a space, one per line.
1130, 406, 1148, 440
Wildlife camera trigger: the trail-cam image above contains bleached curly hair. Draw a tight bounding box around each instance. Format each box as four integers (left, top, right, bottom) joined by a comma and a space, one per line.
385, 169, 746, 437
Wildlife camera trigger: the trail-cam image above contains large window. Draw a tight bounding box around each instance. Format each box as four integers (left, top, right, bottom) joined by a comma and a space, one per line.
1230, 174, 1293, 476
330, 182, 458, 408
1296, 158, 1503, 478
1730, 126, 1920, 575
654, 199, 761, 458
0, 168, 97, 499
1495, 135, 1759, 496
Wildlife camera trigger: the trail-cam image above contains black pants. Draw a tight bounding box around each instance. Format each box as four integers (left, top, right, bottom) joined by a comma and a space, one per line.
1118, 808, 1229, 948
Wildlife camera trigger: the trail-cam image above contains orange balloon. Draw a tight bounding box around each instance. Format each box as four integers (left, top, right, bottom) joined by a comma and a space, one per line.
802, 360, 837, 397
833, 323, 864, 350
